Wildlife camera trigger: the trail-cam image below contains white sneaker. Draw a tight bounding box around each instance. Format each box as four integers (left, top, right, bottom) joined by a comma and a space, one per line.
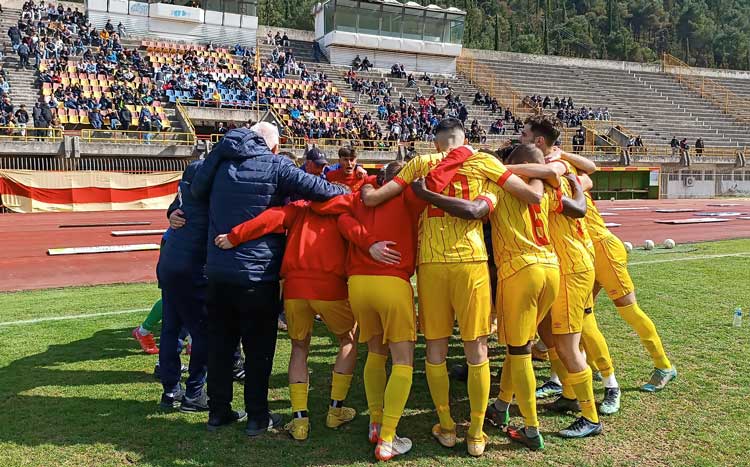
375, 435, 412, 461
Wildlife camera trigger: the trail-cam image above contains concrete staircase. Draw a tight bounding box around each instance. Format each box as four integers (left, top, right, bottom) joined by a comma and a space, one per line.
0, 8, 42, 110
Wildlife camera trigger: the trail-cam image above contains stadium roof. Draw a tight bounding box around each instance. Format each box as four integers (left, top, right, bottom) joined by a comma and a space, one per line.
323, 0, 466, 15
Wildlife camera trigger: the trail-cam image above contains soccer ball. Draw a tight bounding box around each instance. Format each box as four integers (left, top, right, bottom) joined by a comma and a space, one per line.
610, 197, 615, 202
664, 239, 676, 249
644, 240, 655, 250
623, 241, 633, 252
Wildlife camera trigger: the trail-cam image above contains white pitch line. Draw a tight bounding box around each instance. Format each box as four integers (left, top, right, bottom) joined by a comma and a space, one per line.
0, 308, 149, 327
629, 252, 750, 266
2, 251, 750, 327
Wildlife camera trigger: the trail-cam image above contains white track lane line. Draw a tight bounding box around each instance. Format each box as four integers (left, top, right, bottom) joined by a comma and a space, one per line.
0, 308, 149, 327
1, 251, 749, 327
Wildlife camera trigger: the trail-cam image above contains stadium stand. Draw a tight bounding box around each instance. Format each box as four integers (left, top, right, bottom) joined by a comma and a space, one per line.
459, 55, 750, 149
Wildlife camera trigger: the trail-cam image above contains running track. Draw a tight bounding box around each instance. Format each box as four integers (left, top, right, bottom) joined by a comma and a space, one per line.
1, 199, 749, 292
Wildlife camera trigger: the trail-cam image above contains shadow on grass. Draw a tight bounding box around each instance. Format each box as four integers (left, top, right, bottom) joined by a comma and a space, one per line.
0, 325, 540, 467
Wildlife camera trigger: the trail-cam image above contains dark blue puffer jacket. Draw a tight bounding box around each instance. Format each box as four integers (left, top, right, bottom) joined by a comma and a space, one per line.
191, 128, 347, 286
157, 159, 209, 287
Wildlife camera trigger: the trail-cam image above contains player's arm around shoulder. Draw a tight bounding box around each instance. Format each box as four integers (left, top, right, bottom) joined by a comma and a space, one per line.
499, 170, 544, 205
410, 177, 491, 220
558, 148, 597, 175
215, 204, 295, 249
361, 155, 425, 207
559, 173, 587, 219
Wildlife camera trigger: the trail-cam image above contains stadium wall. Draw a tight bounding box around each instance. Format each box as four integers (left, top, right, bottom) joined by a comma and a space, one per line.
661, 169, 750, 198
462, 49, 750, 81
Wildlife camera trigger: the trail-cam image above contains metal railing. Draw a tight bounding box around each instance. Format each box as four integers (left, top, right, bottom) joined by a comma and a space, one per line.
0, 127, 64, 142
625, 145, 745, 158
175, 99, 196, 139
662, 53, 750, 127
456, 55, 523, 115
0, 156, 195, 172
80, 129, 195, 145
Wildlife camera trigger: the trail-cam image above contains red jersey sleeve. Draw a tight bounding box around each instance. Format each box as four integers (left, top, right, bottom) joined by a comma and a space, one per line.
336, 212, 377, 252
310, 193, 356, 216
227, 204, 298, 246
425, 146, 473, 192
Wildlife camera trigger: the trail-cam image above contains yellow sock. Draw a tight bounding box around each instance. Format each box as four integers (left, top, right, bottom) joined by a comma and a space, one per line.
617, 303, 672, 370
467, 360, 490, 439
289, 382, 309, 414
497, 357, 513, 403
364, 353, 387, 424
425, 361, 455, 431
509, 354, 538, 428
568, 367, 599, 423
380, 364, 413, 443
549, 348, 575, 399
330, 372, 353, 407
581, 312, 615, 377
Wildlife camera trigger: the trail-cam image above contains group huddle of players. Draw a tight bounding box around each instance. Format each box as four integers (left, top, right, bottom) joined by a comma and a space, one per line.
213, 115, 677, 461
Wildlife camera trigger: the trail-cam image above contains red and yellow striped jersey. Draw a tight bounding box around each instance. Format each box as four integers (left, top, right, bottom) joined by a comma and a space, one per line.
394, 151, 510, 264
481, 183, 558, 281
584, 193, 614, 243
547, 163, 594, 274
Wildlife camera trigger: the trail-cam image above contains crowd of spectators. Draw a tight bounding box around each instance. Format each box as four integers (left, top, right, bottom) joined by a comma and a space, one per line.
340, 66, 492, 147
523, 94, 610, 127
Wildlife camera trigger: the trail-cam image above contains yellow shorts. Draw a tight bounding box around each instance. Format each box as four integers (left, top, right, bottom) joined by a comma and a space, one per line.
551, 269, 595, 335
594, 235, 635, 300
417, 261, 492, 342
497, 264, 560, 347
348, 275, 416, 344
284, 299, 355, 341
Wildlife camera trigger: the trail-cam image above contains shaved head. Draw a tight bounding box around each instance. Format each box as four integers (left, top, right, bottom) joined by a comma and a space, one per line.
507, 143, 544, 165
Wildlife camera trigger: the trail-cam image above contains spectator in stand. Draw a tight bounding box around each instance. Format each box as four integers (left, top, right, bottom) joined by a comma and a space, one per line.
695, 137, 704, 156
572, 129, 585, 152
17, 41, 31, 69
352, 55, 361, 70
15, 105, 30, 136
282, 32, 290, 47
312, 41, 322, 63
670, 136, 679, 157
119, 106, 132, 131
360, 57, 372, 71
89, 108, 103, 129
679, 138, 690, 165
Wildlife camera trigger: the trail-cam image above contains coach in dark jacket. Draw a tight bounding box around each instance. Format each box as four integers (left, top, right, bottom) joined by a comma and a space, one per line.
191, 123, 347, 435
156, 160, 210, 412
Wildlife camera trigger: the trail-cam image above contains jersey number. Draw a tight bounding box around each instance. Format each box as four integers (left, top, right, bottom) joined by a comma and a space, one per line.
528, 204, 551, 246
427, 174, 470, 217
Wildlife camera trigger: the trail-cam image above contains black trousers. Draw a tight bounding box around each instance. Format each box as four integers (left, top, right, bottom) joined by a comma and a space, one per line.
207, 280, 280, 424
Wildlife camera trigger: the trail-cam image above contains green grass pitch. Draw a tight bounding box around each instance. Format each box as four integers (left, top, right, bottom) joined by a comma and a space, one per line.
0, 239, 749, 467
